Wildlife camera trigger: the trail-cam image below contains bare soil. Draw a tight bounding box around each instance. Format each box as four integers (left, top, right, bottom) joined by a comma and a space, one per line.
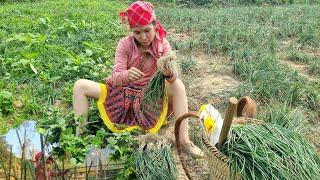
184, 51, 241, 110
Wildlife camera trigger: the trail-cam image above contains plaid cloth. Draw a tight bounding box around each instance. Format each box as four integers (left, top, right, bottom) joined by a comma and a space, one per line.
119, 1, 167, 40
103, 82, 165, 131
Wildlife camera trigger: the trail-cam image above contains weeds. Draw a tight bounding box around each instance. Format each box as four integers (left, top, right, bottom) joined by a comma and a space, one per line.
178, 55, 197, 74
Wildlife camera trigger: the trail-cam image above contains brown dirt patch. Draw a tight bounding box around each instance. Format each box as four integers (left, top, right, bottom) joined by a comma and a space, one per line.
183, 51, 242, 110
280, 39, 297, 49
169, 32, 192, 42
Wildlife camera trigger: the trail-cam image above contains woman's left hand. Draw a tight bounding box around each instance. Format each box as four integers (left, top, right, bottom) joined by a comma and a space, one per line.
162, 66, 173, 77
158, 52, 176, 77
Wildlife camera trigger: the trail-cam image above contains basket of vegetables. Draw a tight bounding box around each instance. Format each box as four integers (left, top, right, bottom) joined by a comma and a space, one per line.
175, 97, 320, 180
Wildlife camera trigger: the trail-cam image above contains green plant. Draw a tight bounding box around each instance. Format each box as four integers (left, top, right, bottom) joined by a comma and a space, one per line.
0, 0, 126, 134
179, 0, 213, 7
143, 53, 177, 109
288, 51, 314, 63
298, 25, 320, 47
107, 132, 139, 179
257, 101, 308, 134
178, 55, 197, 74
0, 90, 13, 115
135, 142, 176, 180
309, 59, 320, 75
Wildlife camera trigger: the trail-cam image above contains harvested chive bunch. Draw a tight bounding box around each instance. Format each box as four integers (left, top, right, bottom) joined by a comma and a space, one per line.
221, 123, 320, 180
142, 52, 178, 108
156, 51, 178, 77
143, 71, 166, 107
135, 140, 176, 180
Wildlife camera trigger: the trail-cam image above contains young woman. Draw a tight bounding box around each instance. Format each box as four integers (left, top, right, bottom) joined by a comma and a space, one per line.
73, 1, 202, 156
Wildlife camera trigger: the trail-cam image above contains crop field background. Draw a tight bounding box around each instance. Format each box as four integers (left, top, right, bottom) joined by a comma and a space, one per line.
0, 0, 319, 179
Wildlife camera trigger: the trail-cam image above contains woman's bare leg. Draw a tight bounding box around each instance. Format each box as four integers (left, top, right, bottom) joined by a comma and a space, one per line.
73, 79, 101, 135
166, 79, 203, 156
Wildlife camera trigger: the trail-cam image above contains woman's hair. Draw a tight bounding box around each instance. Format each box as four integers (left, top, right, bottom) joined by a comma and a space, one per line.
151, 21, 156, 26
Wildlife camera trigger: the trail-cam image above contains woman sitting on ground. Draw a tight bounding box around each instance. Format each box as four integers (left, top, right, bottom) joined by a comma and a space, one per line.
73, 0, 202, 156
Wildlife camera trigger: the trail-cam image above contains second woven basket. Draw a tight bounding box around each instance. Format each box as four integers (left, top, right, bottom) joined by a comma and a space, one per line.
174, 96, 259, 180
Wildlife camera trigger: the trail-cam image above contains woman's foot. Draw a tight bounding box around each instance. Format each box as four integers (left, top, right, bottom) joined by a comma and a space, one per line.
181, 140, 204, 157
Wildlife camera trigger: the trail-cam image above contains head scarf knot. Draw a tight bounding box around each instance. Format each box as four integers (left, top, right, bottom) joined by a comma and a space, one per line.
119, 1, 167, 40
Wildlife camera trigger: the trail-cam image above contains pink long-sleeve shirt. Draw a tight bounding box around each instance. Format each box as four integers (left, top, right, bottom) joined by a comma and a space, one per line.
110, 35, 171, 87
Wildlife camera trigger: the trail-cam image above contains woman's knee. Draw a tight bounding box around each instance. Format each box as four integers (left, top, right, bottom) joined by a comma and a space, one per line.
175, 79, 186, 92
167, 79, 186, 95
73, 79, 88, 94
73, 79, 101, 99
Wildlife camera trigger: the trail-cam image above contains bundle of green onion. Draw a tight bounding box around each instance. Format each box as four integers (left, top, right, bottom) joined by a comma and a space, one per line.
143, 71, 166, 108
221, 123, 320, 180
135, 141, 176, 180
142, 52, 178, 109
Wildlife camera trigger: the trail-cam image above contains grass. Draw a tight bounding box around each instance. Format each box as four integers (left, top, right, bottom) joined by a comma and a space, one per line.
288, 51, 320, 77
178, 55, 197, 74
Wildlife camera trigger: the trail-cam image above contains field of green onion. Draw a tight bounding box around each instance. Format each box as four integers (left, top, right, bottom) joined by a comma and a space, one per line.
156, 4, 320, 150
0, 0, 319, 178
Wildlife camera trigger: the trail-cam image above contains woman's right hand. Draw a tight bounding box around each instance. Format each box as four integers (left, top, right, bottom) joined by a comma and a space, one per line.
128, 67, 145, 82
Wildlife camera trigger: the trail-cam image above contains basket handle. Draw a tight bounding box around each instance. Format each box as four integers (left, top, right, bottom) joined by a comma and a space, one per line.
236, 96, 257, 118
174, 111, 199, 180
217, 97, 238, 149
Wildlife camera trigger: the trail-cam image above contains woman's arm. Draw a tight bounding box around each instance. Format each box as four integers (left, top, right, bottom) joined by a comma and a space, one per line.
161, 39, 177, 83
162, 38, 172, 56
111, 38, 130, 86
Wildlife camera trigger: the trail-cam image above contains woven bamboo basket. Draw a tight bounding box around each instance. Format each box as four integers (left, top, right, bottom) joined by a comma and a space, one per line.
174, 97, 261, 180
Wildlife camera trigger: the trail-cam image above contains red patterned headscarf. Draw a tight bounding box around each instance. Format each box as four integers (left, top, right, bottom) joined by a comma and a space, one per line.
119, 1, 167, 40
34, 152, 53, 164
